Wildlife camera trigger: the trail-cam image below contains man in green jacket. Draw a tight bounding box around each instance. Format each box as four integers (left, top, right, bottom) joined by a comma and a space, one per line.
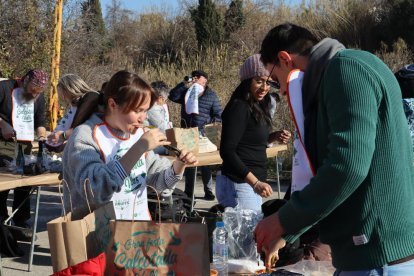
255, 23, 414, 275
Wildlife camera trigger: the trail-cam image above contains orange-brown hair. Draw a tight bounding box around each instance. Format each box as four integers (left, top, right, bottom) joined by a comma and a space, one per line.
103, 70, 156, 113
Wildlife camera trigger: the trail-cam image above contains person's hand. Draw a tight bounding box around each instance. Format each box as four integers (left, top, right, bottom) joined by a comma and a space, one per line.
271, 130, 291, 144
0, 121, 15, 140
263, 238, 286, 268
177, 149, 198, 166
253, 181, 273, 198
36, 126, 47, 141
172, 149, 198, 175
254, 212, 286, 267
138, 128, 170, 152
47, 131, 63, 144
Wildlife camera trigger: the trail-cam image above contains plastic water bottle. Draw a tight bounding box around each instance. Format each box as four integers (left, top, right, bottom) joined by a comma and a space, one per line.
212, 221, 228, 276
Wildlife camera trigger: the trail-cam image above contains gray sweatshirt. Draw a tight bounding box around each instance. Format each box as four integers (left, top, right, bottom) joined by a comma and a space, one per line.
62, 113, 182, 219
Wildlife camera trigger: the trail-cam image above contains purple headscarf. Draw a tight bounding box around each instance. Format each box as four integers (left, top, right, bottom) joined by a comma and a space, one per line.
22, 69, 49, 88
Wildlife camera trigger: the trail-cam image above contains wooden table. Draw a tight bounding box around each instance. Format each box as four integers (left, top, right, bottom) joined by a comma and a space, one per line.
0, 170, 60, 274
167, 143, 287, 166
0, 171, 60, 191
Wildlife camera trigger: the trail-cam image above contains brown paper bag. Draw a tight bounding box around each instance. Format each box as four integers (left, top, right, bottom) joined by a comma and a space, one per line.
105, 220, 210, 275
204, 122, 222, 149
47, 178, 117, 273
47, 202, 116, 272
165, 127, 199, 155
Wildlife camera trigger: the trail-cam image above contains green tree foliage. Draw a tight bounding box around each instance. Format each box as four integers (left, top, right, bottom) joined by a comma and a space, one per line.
190, 0, 224, 48
224, 0, 245, 40
0, 0, 53, 77
81, 0, 105, 37
80, 0, 107, 61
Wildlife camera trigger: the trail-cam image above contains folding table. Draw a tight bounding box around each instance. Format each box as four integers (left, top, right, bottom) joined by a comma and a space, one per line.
0, 170, 60, 275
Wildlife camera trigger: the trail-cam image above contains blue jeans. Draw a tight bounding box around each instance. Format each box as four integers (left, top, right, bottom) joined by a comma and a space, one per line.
215, 174, 262, 212
334, 259, 414, 276
184, 166, 213, 197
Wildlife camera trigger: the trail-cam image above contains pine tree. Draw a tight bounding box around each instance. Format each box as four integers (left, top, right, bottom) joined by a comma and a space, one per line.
81, 0, 106, 37
224, 0, 245, 40
80, 0, 107, 61
190, 0, 224, 49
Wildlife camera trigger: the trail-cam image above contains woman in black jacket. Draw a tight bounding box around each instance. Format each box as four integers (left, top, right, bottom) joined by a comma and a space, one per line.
218, 54, 291, 212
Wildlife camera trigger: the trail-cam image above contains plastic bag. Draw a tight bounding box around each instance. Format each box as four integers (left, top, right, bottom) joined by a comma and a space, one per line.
273, 260, 335, 276
223, 206, 264, 273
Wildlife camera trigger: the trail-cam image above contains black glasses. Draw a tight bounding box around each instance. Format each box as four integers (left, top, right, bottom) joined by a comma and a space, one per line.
265, 63, 280, 89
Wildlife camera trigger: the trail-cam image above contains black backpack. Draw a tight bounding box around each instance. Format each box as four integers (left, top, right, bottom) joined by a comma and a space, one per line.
395, 64, 414, 99
0, 224, 24, 257
147, 188, 192, 221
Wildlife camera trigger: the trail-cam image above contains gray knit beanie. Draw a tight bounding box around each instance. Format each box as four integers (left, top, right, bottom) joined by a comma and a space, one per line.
239, 54, 270, 81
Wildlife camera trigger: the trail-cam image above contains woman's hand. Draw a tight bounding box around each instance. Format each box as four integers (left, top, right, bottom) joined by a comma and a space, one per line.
47, 131, 63, 144
138, 128, 171, 152
269, 129, 291, 144
253, 181, 273, 198
172, 149, 198, 175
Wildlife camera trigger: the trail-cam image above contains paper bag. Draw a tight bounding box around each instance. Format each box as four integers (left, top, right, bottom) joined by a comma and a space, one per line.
204, 122, 222, 149
47, 202, 116, 272
165, 127, 199, 155
105, 220, 210, 275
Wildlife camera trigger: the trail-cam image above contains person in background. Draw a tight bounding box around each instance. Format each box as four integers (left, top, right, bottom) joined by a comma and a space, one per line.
169, 70, 222, 200
254, 23, 414, 274
269, 92, 280, 119
62, 70, 197, 220
144, 81, 171, 155
0, 69, 48, 241
395, 64, 414, 157
218, 54, 291, 212
47, 74, 101, 150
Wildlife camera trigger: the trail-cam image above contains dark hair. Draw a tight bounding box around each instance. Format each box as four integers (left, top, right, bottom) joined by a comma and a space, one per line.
100, 81, 108, 92
150, 81, 170, 98
103, 71, 156, 113
191, 70, 208, 79
229, 78, 272, 126
260, 23, 318, 65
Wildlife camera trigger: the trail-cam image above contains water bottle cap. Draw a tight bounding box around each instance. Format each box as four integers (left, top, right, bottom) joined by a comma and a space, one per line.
216, 221, 224, 227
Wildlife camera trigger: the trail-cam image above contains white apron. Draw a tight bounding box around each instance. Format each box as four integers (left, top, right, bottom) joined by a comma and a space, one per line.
93, 123, 150, 220
184, 83, 204, 115
11, 88, 35, 141
286, 70, 315, 193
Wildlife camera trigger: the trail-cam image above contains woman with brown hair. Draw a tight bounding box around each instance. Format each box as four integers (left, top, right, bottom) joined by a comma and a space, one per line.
62, 70, 197, 220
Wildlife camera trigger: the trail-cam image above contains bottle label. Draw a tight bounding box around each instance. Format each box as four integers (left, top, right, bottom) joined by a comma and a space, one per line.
214, 244, 228, 258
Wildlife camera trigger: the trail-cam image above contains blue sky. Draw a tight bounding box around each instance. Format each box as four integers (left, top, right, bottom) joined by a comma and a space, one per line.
100, 0, 181, 16
100, 0, 304, 17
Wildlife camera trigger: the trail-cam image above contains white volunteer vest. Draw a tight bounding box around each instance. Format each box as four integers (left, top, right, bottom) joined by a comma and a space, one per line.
286, 70, 315, 193
11, 88, 35, 141
93, 123, 150, 220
